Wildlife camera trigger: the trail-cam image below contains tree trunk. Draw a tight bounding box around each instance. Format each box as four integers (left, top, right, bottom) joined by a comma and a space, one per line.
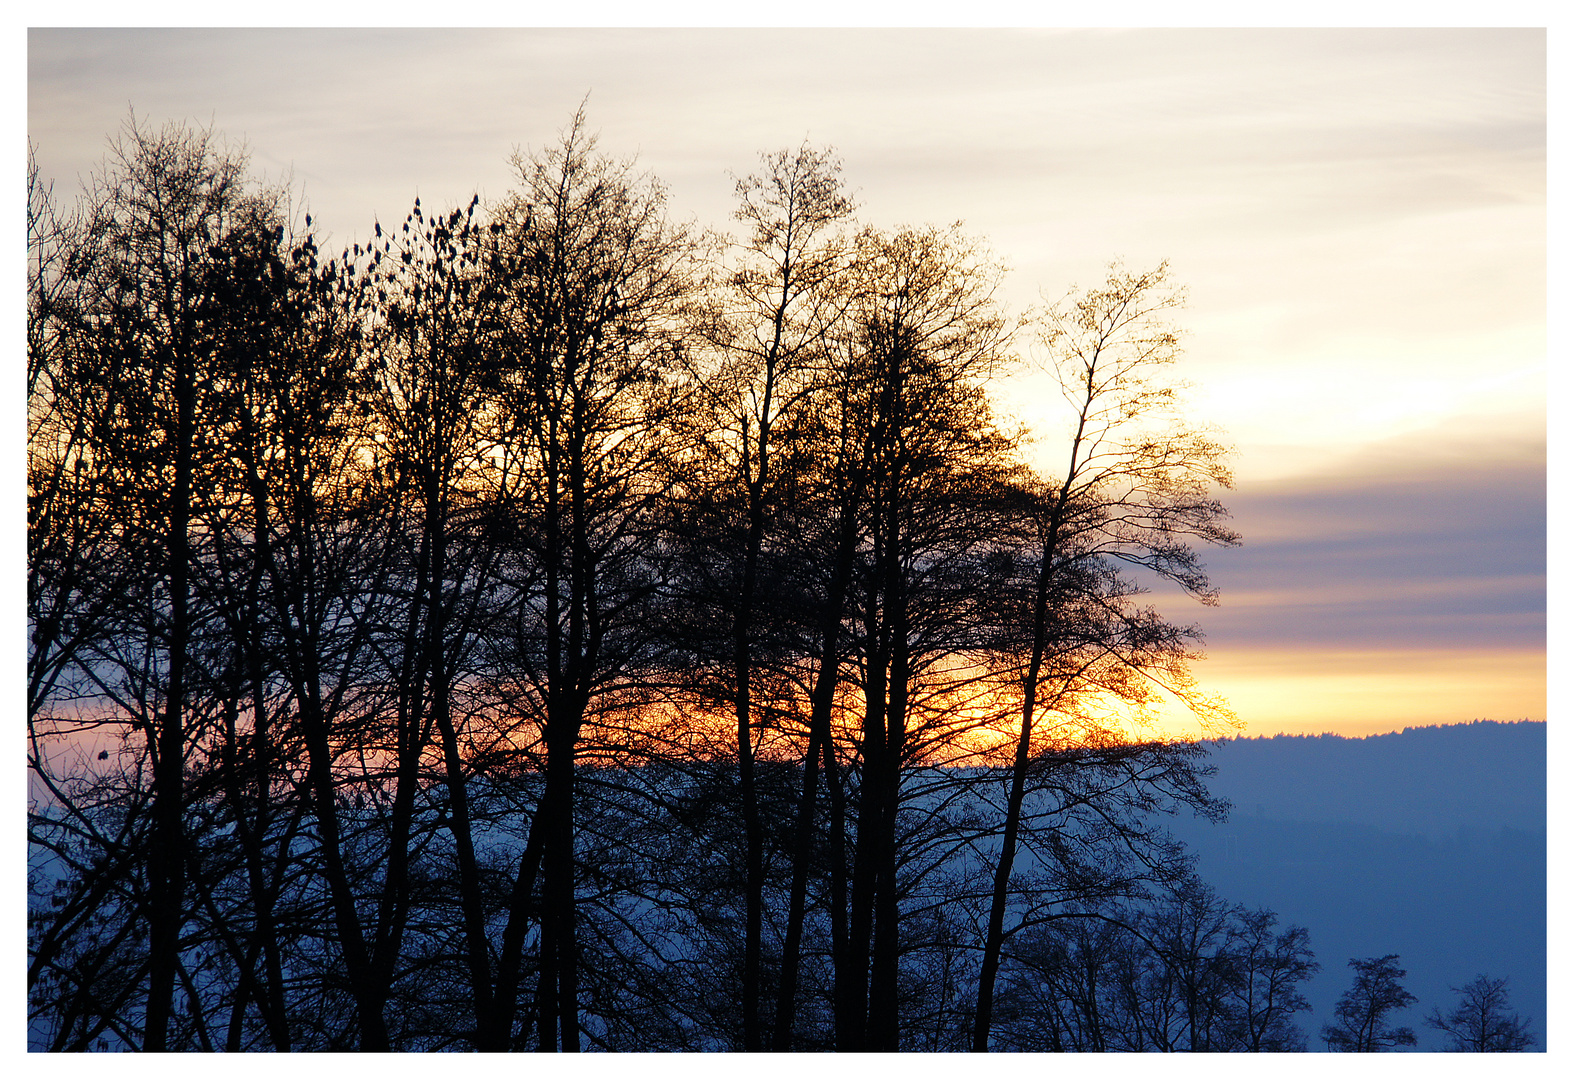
536, 720, 581, 1051
735, 478, 766, 1052
972, 542, 1056, 1051
864, 477, 908, 1052
483, 802, 549, 1050
143, 342, 193, 1052
774, 500, 860, 1047
297, 686, 391, 1050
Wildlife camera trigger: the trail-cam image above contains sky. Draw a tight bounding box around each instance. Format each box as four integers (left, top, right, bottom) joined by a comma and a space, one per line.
23, 21, 1548, 739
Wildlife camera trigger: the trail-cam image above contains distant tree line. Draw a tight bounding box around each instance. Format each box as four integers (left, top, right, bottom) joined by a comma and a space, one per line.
35, 106, 1343, 1053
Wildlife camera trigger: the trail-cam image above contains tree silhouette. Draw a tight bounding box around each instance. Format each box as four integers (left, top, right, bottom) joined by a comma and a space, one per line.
987, 882, 1316, 1052
29, 115, 280, 1050
1228, 908, 1317, 1051
971, 261, 1239, 1050
1425, 975, 1536, 1052
484, 108, 698, 1051
668, 142, 855, 1050
29, 108, 1253, 1054
823, 223, 1016, 1051
1322, 954, 1417, 1051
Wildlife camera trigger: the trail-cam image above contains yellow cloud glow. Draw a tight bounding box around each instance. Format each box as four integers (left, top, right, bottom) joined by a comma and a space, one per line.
1161, 646, 1545, 739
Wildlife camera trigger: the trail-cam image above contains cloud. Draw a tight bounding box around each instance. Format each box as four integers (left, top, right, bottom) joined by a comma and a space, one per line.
1196, 423, 1545, 654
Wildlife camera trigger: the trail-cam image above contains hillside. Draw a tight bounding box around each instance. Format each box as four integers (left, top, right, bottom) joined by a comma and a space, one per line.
1165, 720, 1546, 1051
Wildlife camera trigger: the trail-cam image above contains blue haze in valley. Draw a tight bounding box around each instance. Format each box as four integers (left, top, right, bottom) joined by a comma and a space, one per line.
1168, 720, 1546, 1050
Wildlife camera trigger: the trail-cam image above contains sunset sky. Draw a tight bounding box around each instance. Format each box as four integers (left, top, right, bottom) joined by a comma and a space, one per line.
25, 23, 1547, 738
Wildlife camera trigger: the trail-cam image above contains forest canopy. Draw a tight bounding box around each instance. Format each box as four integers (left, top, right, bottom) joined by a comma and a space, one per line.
28, 110, 1246, 1052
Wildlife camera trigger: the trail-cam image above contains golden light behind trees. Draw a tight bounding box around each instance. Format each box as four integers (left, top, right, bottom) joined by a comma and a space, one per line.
28, 111, 1239, 1052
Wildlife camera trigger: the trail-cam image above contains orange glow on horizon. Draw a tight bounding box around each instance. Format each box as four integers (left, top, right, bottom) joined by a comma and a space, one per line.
1153, 645, 1545, 740
33, 642, 1538, 795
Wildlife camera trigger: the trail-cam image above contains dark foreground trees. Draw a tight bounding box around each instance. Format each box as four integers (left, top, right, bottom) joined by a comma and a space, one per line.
29, 111, 1246, 1052
27, 117, 284, 1050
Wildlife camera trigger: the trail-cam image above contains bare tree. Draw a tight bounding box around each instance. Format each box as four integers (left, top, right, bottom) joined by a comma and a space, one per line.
30, 115, 278, 1049
989, 885, 1315, 1053
821, 224, 1018, 1050
1322, 954, 1418, 1051
182, 183, 348, 1053
972, 261, 1238, 1050
31, 113, 1274, 1057
361, 191, 517, 1048
485, 108, 697, 1051
664, 142, 854, 1049
1228, 908, 1317, 1051
1425, 975, 1536, 1052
